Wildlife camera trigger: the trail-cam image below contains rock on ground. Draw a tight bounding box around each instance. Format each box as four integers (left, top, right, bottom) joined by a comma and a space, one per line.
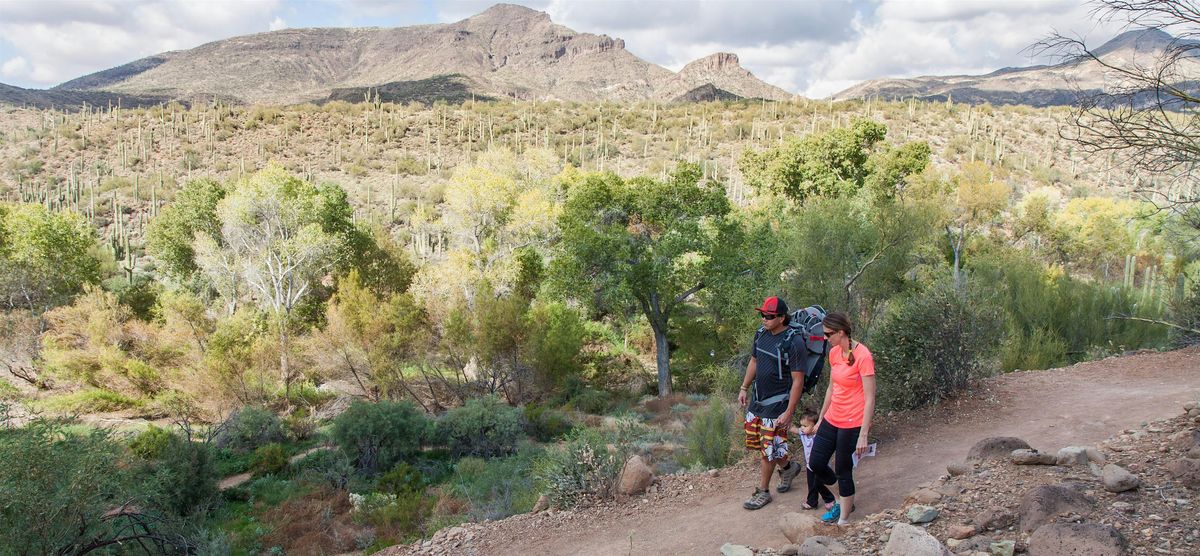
972, 507, 1016, 531
617, 455, 654, 495
779, 512, 821, 544
967, 437, 1031, 462
1017, 484, 1094, 533
906, 504, 939, 524
1055, 446, 1090, 466
947, 461, 974, 476
908, 488, 943, 504
1011, 448, 1057, 465
720, 543, 754, 556
1027, 522, 1128, 555
797, 535, 847, 556
882, 523, 953, 556
1100, 464, 1140, 493
1165, 456, 1200, 489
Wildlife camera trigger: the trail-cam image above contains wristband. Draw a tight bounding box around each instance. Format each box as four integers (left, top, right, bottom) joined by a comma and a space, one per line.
739, 386, 748, 391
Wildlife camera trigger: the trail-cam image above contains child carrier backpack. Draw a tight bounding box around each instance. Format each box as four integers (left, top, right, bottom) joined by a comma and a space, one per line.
753, 305, 828, 394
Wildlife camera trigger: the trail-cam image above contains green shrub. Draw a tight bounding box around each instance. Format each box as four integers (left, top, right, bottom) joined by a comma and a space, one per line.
534, 428, 625, 508
684, 399, 734, 469
377, 462, 424, 495
438, 395, 523, 458
213, 406, 286, 451
250, 443, 288, 477
447, 445, 542, 520
41, 389, 142, 413
567, 387, 612, 414
291, 448, 354, 490
332, 400, 427, 474
871, 280, 1005, 412
355, 491, 432, 544
0, 380, 19, 401
150, 432, 220, 516
0, 419, 200, 552
523, 403, 573, 442
129, 424, 174, 459
522, 301, 586, 388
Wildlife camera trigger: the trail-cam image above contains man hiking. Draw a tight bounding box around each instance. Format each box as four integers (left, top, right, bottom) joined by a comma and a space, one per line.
738, 296, 806, 510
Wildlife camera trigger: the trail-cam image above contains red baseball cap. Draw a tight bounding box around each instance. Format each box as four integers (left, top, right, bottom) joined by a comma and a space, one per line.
756, 296, 788, 316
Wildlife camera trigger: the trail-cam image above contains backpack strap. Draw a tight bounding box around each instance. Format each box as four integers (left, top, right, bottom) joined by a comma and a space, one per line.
805, 340, 828, 394
778, 328, 798, 380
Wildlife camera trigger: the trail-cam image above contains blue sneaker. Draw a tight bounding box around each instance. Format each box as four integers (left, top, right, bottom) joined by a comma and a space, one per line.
821, 502, 841, 523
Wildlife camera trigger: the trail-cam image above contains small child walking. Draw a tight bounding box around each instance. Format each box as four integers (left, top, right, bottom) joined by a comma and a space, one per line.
796, 410, 836, 510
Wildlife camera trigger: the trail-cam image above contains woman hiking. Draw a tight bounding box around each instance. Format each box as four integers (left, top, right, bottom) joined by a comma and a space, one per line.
809, 312, 876, 525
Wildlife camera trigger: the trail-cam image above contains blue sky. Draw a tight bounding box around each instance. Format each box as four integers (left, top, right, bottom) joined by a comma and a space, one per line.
0, 0, 1125, 98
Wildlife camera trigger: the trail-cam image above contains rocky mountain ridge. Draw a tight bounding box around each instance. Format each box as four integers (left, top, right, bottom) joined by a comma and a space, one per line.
833, 28, 1200, 107
14, 3, 790, 107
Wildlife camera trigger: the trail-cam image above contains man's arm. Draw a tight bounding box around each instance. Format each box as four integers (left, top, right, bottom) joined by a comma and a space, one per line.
738, 356, 756, 407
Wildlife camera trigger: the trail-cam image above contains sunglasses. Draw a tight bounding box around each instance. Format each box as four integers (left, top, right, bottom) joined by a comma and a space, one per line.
759, 313, 783, 320
823, 329, 840, 338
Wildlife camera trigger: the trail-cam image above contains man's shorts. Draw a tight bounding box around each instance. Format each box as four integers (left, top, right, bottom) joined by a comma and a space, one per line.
744, 412, 790, 462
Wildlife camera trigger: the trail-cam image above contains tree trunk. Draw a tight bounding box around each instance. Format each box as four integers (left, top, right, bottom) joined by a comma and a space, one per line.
279, 319, 291, 410
652, 322, 672, 397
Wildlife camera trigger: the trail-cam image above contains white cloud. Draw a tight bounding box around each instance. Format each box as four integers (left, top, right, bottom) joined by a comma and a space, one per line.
269, 16, 288, 31
0, 0, 283, 87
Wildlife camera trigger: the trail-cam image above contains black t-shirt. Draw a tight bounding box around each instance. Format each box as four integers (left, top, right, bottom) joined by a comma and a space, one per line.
750, 326, 806, 401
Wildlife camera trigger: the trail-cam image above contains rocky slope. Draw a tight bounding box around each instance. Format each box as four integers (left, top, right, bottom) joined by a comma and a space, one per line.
45, 4, 790, 106
833, 29, 1200, 107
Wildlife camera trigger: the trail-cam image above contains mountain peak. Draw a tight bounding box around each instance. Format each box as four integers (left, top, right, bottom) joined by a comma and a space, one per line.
466, 3, 550, 24
681, 52, 742, 73
1092, 27, 1179, 57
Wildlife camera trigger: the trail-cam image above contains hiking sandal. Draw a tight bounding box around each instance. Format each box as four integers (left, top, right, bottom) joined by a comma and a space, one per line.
776, 462, 801, 493
837, 504, 855, 526
742, 488, 773, 510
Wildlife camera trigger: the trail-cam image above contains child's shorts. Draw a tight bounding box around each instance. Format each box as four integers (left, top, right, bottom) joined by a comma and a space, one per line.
744, 411, 790, 462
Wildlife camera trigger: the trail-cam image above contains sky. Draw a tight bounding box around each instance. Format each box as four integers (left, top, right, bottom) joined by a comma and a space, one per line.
0, 0, 1130, 98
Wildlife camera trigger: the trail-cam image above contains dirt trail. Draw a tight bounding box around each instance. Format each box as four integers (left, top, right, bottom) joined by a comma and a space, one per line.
217, 445, 329, 491
489, 347, 1200, 555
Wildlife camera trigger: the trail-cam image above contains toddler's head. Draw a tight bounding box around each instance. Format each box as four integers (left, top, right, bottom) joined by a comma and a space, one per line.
798, 409, 819, 434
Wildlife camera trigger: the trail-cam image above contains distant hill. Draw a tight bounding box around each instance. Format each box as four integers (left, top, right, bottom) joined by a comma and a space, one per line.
832, 29, 1200, 107
41, 3, 791, 106
0, 81, 171, 110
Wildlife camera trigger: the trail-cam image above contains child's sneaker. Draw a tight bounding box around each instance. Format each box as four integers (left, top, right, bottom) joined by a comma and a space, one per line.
743, 488, 773, 510
820, 502, 840, 522
776, 462, 801, 493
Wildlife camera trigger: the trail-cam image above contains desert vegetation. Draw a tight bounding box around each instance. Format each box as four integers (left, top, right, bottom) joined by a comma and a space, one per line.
1, 93, 1197, 552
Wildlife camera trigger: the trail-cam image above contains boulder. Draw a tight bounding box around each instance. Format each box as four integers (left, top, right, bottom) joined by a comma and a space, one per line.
720, 543, 754, 556
1165, 456, 1200, 489
1169, 429, 1199, 451
908, 488, 944, 504
1186, 401, 1198, 412
882, 523, 953, 556
779, 512, 821, 544
617, 455, 654, 495
907, 504, 939, 524
968, 437, 1031, 462
531, 494, 550, 512
1017, 484, 1094, 533
1100, 464, 1140, 493
1027, 523, 1128, 555
780, 544, 800, 556
1055, 446, 1089, 466
1011, 449, 1057, 465
798, 535, 848, 556
990, 539, 1015, 556
947, 461, 973, 476
972, 507, 1016, 531
948, 524, 977, 539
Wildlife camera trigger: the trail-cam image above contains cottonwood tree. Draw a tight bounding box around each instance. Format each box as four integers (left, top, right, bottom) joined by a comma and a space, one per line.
0, 203, 100, 315
945, 162, 1011, 289
553, 164, 735, 397
195, 166, 346, 405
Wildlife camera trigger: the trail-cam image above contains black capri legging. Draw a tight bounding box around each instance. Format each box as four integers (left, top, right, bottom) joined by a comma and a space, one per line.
808, 418, 861, 497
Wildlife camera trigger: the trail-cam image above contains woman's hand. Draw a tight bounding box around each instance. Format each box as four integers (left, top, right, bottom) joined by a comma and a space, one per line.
855, 434, 870, 457
738, 388, 748, 407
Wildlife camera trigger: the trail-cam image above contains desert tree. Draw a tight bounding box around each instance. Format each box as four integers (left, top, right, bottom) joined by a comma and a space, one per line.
552, 163, 736, 397
0, 203, 101, 316
194, 165, 347, 406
